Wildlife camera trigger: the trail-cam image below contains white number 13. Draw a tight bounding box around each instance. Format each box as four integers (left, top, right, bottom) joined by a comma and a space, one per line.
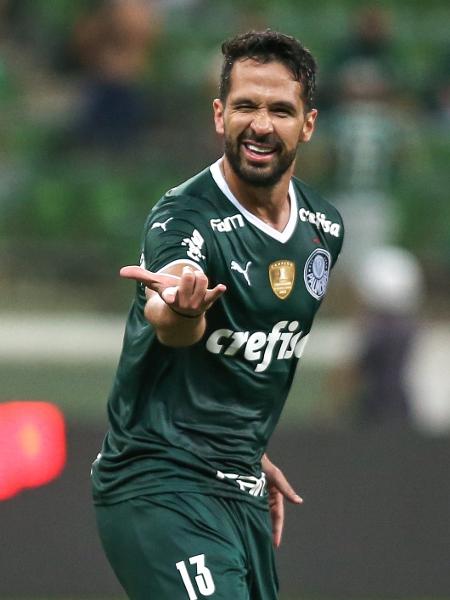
176, 553, 216, 599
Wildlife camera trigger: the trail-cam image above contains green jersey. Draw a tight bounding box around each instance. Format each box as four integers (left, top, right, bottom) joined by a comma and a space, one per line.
92, 159, 344, 506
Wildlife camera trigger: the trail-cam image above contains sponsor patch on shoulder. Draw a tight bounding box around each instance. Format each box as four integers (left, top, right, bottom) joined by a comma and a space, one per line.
304, 249, 331, 299
181, 229, 205, 262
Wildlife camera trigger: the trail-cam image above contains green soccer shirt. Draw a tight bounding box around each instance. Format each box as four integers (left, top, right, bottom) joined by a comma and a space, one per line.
91, 159, 344, 506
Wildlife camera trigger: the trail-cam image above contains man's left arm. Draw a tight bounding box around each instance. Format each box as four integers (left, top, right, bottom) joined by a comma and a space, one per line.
262, 454, 303, 548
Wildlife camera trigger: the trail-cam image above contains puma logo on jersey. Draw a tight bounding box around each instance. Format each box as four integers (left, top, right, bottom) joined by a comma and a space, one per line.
299, 207, 341, 237
210, 214, 245, 232
151, 217, 173, 231
206, 321, 309, 372
230, 260, 252, 286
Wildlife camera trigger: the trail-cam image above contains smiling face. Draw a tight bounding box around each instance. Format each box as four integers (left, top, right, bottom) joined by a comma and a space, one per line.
214, 59, 317, 188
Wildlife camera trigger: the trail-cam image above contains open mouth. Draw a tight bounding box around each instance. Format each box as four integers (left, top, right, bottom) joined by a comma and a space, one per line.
242, 141, 277, 162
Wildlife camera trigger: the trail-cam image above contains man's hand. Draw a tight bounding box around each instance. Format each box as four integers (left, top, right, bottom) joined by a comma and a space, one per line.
120, 265, 226, 317
262, 454, 303, 548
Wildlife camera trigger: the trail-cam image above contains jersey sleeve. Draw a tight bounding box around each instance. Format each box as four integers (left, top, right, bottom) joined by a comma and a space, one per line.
142, 200, 210, 274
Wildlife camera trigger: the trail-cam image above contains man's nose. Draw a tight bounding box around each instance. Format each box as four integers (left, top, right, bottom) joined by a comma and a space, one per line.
250, 111, 274, 135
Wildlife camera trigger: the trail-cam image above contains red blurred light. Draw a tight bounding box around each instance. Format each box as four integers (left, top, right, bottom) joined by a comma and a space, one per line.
0, 402, 66, 501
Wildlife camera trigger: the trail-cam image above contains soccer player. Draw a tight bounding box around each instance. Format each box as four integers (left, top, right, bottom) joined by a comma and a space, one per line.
92, 30, 344, 599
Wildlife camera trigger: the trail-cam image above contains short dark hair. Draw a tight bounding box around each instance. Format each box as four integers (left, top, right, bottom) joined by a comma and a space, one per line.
219, 29, 317, 111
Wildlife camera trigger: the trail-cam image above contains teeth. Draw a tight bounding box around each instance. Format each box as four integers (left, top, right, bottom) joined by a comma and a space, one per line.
246, 143, 272, 154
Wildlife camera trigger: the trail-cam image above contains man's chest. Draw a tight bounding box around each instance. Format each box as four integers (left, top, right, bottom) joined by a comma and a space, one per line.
207, 219, 332, 332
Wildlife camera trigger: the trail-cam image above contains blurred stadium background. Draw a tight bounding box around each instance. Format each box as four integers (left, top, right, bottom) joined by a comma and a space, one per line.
0, 0, 449, 598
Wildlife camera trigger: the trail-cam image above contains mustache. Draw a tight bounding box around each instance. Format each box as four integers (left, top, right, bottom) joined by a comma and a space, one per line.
238, 130, 282, 149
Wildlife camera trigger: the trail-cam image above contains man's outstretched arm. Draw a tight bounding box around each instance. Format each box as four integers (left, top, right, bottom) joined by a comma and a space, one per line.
120, 264, 226, 347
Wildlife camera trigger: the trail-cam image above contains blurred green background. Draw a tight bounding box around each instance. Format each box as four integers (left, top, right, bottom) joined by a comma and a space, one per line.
1, 0, 449, 314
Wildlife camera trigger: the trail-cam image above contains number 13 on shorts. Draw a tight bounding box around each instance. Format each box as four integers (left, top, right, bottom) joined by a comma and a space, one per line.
176, 553, 216, 599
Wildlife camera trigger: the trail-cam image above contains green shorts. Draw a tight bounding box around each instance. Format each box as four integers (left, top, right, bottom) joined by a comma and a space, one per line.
95, 492, 278, 599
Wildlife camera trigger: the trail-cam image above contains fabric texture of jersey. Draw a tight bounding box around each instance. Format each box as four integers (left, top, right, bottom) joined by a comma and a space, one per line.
92, 159, 344, 506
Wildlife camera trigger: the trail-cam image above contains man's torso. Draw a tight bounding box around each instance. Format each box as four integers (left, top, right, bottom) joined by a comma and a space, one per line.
91, 160, 343, 505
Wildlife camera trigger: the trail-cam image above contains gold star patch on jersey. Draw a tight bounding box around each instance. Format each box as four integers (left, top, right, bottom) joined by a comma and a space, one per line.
269, 260, 295, 299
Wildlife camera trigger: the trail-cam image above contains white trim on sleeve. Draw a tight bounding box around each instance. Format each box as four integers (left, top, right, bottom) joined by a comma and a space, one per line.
156, 259, 205, 274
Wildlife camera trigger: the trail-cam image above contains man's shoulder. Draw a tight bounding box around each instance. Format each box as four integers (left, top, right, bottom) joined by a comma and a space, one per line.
161, 166, 216, 206
142, 166, 222, 244
146, 166, 220, 227
293, 176, 343, 226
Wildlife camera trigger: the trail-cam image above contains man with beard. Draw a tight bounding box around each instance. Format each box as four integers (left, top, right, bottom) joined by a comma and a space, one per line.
92, 30, 344, 599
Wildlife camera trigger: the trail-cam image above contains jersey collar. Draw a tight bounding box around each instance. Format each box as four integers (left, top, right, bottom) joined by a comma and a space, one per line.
210, 158, 298, 244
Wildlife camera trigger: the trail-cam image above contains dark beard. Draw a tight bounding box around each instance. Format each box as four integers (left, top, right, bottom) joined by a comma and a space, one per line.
224, 133, 297, 188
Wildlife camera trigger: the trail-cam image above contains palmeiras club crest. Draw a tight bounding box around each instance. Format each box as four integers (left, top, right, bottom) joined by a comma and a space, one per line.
304, 249, 331, 300
269, 260, 296, 299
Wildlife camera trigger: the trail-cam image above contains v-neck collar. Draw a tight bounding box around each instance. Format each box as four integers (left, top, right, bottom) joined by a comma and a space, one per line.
210, 158, 298, 244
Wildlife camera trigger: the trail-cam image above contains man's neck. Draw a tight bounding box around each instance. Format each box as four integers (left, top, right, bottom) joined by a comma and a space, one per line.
221, 157, 294, 232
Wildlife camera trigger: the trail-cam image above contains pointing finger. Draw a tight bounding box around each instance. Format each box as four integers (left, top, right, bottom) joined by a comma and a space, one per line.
120, 266, 181, 291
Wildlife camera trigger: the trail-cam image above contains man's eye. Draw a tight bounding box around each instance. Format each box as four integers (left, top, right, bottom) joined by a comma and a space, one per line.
272, 108, 291, 117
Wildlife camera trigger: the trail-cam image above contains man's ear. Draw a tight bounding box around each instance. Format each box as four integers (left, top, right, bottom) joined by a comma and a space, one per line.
300, 108, 318, 143
213, 98, 225, 135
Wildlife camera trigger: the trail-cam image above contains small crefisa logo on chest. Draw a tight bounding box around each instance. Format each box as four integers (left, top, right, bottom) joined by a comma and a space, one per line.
304, 249, 331, 299
299, 208, 341, 237
269, 260, 295, 300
